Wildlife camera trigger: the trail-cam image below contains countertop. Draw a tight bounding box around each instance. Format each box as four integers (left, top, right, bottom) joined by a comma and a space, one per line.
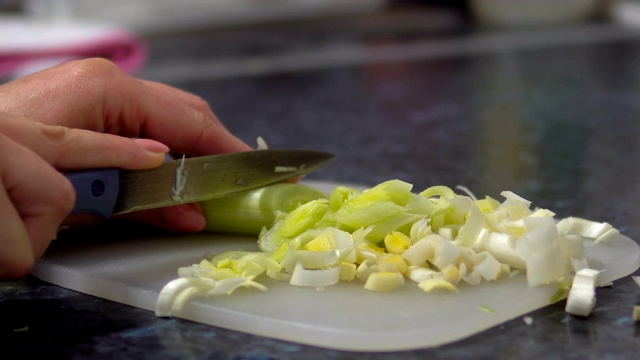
3, 7, 640, 359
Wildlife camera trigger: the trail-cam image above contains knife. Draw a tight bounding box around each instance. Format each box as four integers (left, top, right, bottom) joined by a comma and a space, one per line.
65, 149, 334, 218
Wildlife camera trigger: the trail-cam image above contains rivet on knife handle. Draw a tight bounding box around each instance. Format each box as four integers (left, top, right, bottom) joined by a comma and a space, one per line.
65, 168, 120, 218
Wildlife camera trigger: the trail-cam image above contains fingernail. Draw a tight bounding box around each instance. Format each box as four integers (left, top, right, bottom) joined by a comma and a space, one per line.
135, 138, 170, 154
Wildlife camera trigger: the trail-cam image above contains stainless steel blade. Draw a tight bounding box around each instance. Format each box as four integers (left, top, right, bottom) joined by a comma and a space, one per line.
112, 149, 334, 214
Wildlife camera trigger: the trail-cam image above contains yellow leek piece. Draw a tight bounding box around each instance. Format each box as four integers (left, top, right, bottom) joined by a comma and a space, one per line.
304, 232, 335, 251
418, 278, 459, 293
340, 262, 357, 281
475, 196, 501, 214
377, 253, 409, 274
384, 231, 412, 254
364, 272, 404, 292
440, 264, 461, 285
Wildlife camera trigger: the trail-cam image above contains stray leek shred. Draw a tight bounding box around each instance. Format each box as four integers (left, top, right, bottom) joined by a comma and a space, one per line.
255, 136, 268, 150
171, 154, 187, 201
477, 304, 497, 315
155, 179, 622, 318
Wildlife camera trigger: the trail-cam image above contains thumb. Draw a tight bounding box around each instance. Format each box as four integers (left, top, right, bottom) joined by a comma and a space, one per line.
0, 132, 75, 278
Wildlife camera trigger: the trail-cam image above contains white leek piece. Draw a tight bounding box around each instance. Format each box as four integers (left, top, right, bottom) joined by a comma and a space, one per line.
565, 268, 599, 317
289, 262, 340, 287
556, 217, 619, 244
156, 277, 215, 316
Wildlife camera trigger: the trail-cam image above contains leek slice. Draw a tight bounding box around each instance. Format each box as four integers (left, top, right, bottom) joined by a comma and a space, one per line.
289, 262, 340, 287
565, 268, 599, 317
364, 272, 405, 292
556, 217, 619, 244
384, 231, 412, 254
418, 278, 458, 293
334, 180, 412, 229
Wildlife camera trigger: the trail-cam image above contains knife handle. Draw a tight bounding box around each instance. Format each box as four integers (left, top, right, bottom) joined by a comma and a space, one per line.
65, 168, 120, 218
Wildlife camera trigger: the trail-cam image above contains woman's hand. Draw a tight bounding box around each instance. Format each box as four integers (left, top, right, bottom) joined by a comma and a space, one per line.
0, 58, 252, 278
0, 58, 253, 230
0, 111, 172, 278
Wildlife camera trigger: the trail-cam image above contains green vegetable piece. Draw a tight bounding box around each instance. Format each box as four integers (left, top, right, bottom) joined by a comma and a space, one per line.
477, 304, 497, 315
334, 180, 412, 229
419, 185, 456, 199
278, 199, 329, 238
202, 183, 327, 235
329, 186, 360, 213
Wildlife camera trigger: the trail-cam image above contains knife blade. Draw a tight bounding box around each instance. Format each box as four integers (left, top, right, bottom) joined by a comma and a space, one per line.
65, 149, 334, 218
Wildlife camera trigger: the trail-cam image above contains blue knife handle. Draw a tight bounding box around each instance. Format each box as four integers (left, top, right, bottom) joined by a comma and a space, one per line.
65, 168, 120, 218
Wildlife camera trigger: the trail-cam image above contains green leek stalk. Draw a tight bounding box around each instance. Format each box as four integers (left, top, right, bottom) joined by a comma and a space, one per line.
201, 183, 328, 235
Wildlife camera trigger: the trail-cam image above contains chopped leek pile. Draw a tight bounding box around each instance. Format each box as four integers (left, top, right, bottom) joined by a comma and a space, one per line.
156, 179, 619, 317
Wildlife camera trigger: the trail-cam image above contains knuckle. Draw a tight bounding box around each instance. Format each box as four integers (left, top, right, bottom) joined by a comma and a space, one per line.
67, 57, 122, 77
61, 58, 124, 96
192, 96, 212, 112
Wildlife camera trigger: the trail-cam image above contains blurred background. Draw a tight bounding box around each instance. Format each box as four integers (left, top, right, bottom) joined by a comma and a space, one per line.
3, 0, 640, 82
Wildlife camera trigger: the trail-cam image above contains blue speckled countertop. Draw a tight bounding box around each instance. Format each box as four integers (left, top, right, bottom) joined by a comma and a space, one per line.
2, 9, 640, 359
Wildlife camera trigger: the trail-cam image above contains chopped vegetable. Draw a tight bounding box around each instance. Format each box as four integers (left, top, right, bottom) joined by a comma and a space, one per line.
565, 268, 600, 317
549, 282, 571, 304
255, 136, 268, 150
201, 183, 328, 235
289, 262, 340, 287
171, 154, 187, 201
364, 272, 405, 292
418, 278, 459, 293
156, 179, 622, 317
556, 217, 619, 244
477, 304, 497, 315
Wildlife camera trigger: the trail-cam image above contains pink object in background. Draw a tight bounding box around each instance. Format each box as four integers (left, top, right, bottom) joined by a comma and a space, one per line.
0, 19, 147, 80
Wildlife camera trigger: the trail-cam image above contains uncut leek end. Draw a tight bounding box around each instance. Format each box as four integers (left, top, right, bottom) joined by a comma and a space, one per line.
201, 183, 328, 235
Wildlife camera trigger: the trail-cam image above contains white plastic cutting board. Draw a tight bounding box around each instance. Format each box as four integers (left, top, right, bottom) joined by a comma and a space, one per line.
31, 180, 640, 352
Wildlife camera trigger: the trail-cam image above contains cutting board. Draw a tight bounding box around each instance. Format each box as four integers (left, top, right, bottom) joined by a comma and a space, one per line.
31, 180, 640, 352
